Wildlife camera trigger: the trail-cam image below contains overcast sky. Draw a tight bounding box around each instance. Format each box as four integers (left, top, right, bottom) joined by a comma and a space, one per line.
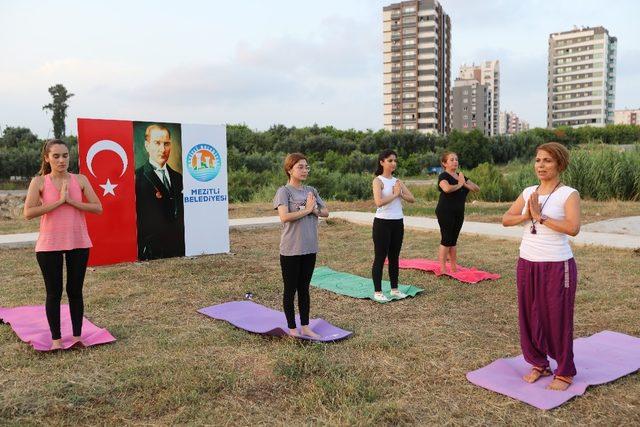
0, 0, 637, 137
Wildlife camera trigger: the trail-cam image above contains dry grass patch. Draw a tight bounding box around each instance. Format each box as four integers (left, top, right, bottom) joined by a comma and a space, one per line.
1, 220, 639, 424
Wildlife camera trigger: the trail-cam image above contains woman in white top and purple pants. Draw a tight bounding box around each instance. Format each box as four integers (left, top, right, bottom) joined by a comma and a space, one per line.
502, 142, 581, 391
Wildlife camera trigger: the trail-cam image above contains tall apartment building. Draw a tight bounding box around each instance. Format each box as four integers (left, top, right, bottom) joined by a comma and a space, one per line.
498, 111, 529, 135
547, 26, 617, 128
613, 109, 639, 125
459, 60, 500, 135
383, 0, 451, 134
451, 78, 491, 135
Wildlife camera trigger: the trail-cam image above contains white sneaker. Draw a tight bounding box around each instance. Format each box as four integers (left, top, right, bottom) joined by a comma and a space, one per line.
373, 292, 390, 302
390, 289, 407, 298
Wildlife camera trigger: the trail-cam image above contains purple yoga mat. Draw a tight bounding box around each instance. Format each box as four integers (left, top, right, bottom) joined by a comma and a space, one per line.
198, 301, 352, 342
0, 305, 116, 352
466, 331, 640, 410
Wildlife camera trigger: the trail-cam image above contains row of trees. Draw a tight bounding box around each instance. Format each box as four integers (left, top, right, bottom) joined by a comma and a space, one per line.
0, 127, 78, 179
2, 123, 639, 201
224, 124, 640, 202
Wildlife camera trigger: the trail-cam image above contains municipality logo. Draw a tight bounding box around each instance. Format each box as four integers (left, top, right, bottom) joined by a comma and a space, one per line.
186, 144, 222, 182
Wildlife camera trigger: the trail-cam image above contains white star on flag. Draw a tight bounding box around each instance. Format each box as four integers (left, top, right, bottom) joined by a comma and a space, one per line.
99, 178, 118, 196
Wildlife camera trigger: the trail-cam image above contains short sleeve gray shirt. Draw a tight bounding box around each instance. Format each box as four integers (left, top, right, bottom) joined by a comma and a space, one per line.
273, 184, 326, 256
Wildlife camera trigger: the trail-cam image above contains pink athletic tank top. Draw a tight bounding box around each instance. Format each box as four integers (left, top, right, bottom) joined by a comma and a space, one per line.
35, 174, 93, 252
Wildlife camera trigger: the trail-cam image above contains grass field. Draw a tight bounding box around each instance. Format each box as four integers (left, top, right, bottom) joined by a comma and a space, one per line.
1, 220, 639, 424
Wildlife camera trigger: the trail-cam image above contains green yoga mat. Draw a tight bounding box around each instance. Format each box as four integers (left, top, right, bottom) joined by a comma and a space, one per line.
311, 267, 423, 303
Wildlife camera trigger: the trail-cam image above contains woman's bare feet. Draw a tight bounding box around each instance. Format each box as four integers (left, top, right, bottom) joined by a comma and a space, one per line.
50, 339, 62, 350
547, 375, 572, 391
288, 328, 301, 338
523, 366, 551, 383
71, 336, 84, 347
300, 325, 321, 340
450, 264, 457, 273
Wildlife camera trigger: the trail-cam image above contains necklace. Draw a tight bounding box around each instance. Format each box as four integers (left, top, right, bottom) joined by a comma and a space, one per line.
530, 182, 561, 234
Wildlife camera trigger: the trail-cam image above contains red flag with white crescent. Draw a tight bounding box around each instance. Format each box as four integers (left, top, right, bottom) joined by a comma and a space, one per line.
78, 118, 138, 265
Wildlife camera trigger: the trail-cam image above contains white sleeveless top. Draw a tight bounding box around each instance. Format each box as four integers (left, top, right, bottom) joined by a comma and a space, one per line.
375, 175, 403, 220
519, 185, 578, 262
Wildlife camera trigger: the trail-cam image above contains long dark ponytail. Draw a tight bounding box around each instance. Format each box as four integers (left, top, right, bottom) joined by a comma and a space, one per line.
374, 149, 398, 176
38, 139, 68, 176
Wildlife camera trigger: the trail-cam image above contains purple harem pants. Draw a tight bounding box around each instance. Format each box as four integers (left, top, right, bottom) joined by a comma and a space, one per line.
516, 257, 578, 377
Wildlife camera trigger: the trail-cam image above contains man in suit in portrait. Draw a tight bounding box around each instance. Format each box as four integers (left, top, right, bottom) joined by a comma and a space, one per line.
135, 124, 185, 260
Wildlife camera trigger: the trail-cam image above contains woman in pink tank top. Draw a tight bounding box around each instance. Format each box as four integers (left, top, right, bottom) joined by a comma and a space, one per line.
23, 139, 102, 350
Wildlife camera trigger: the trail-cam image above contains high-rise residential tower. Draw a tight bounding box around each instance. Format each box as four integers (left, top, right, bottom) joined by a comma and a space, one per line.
499, 111, 529, 135
451, 78, 491, 136
547, 26, 617, 128
459, 60, 500, 136
383, 0, 451, 134
613, 109, 639, 125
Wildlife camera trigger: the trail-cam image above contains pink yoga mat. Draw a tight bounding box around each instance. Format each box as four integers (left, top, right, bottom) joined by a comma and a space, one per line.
394, 258, 500, 283
466, 331, 640, 410
0, 305, 116, 351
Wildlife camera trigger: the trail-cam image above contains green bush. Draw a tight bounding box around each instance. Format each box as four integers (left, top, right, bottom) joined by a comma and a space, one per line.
228, 168, 280, 202
563, 145, 640, 200
409, 184, 439, 201
467, 163, 517, 202
306, 169, 372, 201
505, 145, 640, 201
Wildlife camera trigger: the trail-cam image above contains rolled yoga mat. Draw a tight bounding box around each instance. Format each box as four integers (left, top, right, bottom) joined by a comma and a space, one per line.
466, 330, 640, 410
310, 266, 423, 303
198, 301, 352, 342
395, 258, 501, 283
0, 305, 116, 351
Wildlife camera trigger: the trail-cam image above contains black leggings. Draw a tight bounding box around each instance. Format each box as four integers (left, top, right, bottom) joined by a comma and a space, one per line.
436, 209, 464, 247
280, 253, 316, 329
36, 248, 90, 340
372, 218, 404, 292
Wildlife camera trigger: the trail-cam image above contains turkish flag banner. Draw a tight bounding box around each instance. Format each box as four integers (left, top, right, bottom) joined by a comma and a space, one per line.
78, 119, 138, 265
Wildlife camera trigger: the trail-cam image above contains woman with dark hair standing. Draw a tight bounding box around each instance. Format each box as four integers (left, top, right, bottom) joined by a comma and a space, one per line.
435, 151, 480, 274
502, 142, 580, 391
371, 149, 415, 302
24, 139, 102, 350
273, 153, 329, 338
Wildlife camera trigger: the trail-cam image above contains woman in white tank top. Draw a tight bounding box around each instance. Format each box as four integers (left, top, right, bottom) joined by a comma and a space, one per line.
502, 142, 581, 391
371, 149, 415, 302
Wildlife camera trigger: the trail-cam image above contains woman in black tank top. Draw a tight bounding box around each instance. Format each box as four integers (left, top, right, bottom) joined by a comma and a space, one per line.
435, 151, 479, 274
